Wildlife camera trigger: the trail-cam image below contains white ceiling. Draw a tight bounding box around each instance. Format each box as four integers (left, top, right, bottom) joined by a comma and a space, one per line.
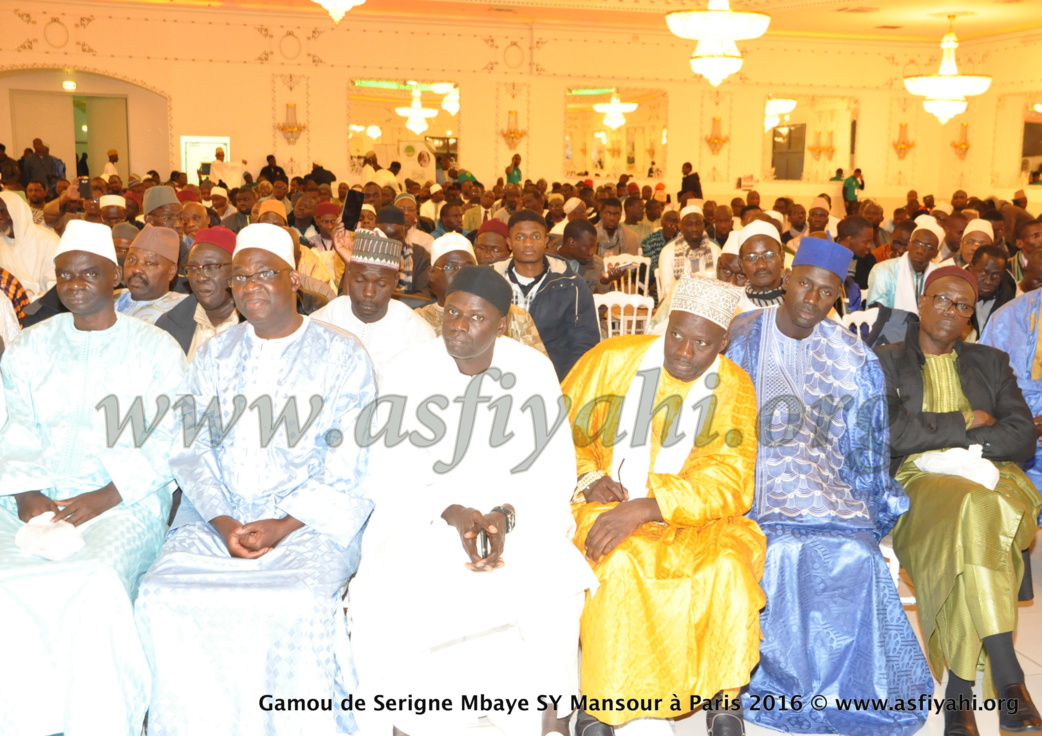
100, 0, 1042, 41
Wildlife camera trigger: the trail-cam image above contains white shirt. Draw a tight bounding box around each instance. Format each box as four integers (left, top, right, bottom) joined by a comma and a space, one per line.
0, 295, 20, 351
208, 159, 245, 188
187, 303, 239, 361
420, 199, 444, 222
311, 296, 435, 382
115, 290, 187, 325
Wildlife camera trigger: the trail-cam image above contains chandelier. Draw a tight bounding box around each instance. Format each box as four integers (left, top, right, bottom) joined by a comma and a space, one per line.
431, 83, 460, 116
276, 103, 307, 145
763, 97, 796, 131
593, 90, 638, 130
904, 16, 991, 124
666, 0, 770, 87
395, 83, 438, 135
310, 0, 365, 24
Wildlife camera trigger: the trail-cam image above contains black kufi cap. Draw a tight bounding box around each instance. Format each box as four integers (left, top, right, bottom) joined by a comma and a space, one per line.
446, 266, 512, 317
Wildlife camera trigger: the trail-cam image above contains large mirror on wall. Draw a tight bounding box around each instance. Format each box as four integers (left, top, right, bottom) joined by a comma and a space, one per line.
348, 80, 460, 183
564, 88, 668, 180
759, 95, 858, 182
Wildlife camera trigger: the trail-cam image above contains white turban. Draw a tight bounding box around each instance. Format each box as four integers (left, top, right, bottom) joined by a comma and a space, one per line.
234, 223, 295, 269
721, 230, 741, 256
671, 275, 743, 329
738, 219, 781, 249
963, 219, 994, 241
54, 220, 118, 266
809, 197, 831, 214
563, 197, 584, 214
912, 216, 946, 249
430, 233, 476, 265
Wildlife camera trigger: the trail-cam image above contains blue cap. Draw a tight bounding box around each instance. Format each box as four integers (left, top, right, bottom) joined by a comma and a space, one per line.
791, 236, 852, 282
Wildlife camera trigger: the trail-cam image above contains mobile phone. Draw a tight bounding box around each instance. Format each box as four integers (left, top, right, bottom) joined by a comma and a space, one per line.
78, 178, 91, 199
477, 529, 490, 559
341, 189, 365, 232
200, 162, 211, 176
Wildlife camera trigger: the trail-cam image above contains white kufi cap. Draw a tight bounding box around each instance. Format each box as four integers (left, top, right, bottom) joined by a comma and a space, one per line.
233, 223, 296, 269
54, 220, 118, 266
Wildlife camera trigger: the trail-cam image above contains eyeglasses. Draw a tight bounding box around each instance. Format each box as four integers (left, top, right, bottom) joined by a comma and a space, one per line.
185, 264, 230, 278
909, 239, 939, 253
739, 251, 780, 264
930, 294, 974, 317
433, 263, 466, 274
230, 268, 291, 285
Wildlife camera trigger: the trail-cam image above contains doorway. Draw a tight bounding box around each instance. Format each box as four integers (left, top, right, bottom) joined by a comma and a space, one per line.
73, 96, 129, 181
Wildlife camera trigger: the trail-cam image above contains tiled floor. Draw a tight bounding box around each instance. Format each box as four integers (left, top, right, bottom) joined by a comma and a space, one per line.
464, 531, 1042, 736
673, 529, 1042, 736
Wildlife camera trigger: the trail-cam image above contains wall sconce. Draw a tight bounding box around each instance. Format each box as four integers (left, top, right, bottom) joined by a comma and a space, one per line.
704, 117, 729, 156
892, 123, 915, 160
951, 122, 970, 160
276, 103, 307, 145
500, 110, 527, 150
807, 131, 835, 161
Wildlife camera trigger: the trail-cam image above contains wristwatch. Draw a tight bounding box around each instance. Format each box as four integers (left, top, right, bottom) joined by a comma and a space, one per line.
491, 505, 515, 534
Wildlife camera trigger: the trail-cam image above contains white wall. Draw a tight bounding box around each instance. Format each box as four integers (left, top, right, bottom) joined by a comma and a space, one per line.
0, 68, 168, 182
2, 0, 1041, 216
9, 90, 75, 175
85, 96, 129, 181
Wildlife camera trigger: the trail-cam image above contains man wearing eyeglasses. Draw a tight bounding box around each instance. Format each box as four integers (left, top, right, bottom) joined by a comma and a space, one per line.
878, 266, 1042, 736
115, 224, 187, 324
866, 216, 944, 315
137, 223, 376, 736
0, 221, 186, 736
735, 219, 787, 312
416, 232, 547, 356
155, 227, 240, 359
488, 209, 599, 380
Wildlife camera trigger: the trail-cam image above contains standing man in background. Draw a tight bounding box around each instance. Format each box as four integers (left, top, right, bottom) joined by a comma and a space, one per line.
843, 168, 864, 215
102, 149, 119, 179
505, 153, 522, 185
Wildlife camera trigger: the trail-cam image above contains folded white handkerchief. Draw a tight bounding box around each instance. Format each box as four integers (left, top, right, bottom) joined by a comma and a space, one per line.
913, 444, 1000, 491
15, 511, 86, 561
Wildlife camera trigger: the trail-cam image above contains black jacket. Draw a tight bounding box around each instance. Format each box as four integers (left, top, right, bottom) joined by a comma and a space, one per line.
20, 286, 67, 327
490, 254, 600, 380
874, 319, 1037, 476
154, 293, 325, 355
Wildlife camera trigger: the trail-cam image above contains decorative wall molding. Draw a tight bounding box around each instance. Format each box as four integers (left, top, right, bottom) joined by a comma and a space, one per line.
0, 61, 175, 166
